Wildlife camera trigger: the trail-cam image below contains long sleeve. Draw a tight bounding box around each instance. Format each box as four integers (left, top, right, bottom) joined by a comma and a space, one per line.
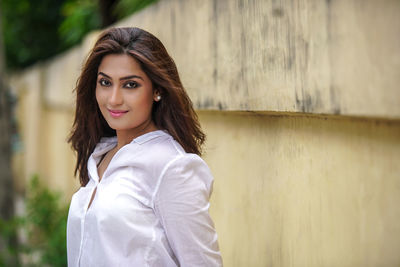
153, 154, 223, 266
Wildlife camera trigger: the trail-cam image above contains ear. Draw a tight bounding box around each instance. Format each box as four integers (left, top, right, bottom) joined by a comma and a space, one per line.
153, 90, 161, 102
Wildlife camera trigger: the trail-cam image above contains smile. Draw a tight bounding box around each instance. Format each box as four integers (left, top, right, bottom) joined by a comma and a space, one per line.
108, 109, 128, 118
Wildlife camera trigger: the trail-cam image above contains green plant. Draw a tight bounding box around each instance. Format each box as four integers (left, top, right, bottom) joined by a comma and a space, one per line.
0, 217, 22, 266
1, 0, 66, 69
114, 0, 158, 19
58, 0, 101, 47
1, 0, 158, 70
0, 175, 68, 267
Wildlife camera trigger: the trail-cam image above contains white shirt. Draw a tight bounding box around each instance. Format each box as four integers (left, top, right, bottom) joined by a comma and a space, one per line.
67, 130, 222, 267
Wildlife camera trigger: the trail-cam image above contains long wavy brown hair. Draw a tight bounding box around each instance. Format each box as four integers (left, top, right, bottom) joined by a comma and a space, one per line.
68, 27, 205, 186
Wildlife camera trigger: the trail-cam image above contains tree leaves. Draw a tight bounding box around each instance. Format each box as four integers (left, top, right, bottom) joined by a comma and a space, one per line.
1, 0, 157, 70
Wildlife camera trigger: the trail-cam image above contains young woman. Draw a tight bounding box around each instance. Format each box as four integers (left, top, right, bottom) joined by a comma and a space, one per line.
67, 27, 222, 266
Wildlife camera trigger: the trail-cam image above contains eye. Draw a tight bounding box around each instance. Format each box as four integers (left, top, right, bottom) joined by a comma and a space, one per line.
124, 81, 139, 89
99, 78, 111, 87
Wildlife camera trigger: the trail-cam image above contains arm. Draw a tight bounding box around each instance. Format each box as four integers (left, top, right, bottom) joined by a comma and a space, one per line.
153, 154, 223, 266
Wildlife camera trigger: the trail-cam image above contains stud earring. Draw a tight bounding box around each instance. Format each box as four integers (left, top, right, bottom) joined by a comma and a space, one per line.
156, 95, 161, 101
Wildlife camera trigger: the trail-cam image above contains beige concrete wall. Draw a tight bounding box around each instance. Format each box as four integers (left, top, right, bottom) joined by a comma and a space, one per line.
9, 32, 102, 197
7, 0, 400, 265
200, 111, 400, 266
9, 64, 80, 200
117, 0, 400, 118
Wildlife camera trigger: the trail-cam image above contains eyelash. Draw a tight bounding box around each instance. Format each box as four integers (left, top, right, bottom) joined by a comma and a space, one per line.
99, 79, 111, 87
98, 78, 139, 89
124, 81, 139, 89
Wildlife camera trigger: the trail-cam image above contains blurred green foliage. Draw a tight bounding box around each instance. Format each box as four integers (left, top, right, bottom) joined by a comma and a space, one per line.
59, 0, 101, 47
114, 0, 157, 19
1, 0, 157, 70
0, 175, 68, 267
1, 0, 66, 69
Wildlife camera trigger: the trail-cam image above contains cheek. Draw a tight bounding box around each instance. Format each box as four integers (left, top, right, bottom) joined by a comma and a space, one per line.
141, 94, 155, 113
95, 87, 104, 106
127, 91, 153, 110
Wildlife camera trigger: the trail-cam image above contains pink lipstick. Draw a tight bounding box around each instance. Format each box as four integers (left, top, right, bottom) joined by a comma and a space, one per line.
108, 109, 128, 118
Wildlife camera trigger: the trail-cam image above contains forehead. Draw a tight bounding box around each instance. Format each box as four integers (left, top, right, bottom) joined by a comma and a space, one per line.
98, 54, 145, 77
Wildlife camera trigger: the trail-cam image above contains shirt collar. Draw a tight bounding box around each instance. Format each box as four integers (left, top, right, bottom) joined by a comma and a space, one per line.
96, 130, 169, 147
87, 130, 170, 184
92, 129, 170, 163
132, 130, 169, 145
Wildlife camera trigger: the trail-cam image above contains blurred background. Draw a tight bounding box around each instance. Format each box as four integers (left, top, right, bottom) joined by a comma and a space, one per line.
0, 0, 400, 266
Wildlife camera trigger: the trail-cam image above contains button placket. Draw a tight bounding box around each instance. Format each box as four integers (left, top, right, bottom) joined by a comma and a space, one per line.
77, 183, 98, 265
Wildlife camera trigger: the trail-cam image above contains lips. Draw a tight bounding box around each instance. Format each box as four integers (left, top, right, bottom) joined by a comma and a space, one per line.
108, 109, 128, 118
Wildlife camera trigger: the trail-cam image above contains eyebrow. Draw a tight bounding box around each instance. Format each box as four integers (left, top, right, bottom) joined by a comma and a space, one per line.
98, 72, 144, 81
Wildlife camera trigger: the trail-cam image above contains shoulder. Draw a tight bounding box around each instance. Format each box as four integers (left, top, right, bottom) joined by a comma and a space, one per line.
130, 130, 212, 179
116, 130, 209, 178
117, 130, 214, 198
162, 153, 212, 178
155, 153, 214, 200
125, 130, 186, 166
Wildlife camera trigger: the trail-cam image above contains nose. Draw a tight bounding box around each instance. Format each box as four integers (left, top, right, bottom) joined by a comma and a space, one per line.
109, 86, 123, 106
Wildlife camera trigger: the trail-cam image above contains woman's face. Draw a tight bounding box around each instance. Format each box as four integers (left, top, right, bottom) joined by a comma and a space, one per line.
96, 53, 158, 136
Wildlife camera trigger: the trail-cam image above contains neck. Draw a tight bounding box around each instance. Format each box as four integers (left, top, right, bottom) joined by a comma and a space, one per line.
115, 119, 158, 149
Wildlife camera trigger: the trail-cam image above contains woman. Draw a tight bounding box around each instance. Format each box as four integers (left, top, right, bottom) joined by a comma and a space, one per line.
67, 27, 222, 266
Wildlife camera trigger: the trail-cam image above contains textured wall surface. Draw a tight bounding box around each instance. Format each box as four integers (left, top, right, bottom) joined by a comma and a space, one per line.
118, 0, 400, 118
200, 111, 400, 266
10, 66, 79, 199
